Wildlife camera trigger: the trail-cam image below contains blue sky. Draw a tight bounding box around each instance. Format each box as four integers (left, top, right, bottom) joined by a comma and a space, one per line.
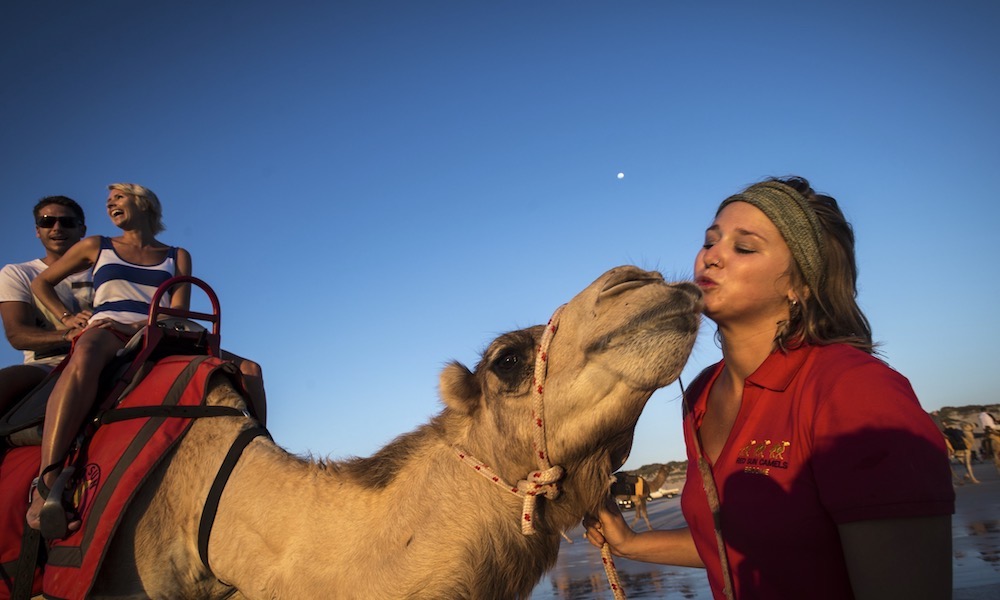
2, 1, 998, 470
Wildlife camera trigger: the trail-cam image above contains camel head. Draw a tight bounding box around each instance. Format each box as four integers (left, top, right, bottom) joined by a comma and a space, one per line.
439, 265, 701, 527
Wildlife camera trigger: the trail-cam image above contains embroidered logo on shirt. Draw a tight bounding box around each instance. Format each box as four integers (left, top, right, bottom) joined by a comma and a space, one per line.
735, 439, 791, 475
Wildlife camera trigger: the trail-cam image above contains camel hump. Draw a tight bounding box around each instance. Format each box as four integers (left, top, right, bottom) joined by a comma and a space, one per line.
944, 427, 967, 450
610, 472, 640, 496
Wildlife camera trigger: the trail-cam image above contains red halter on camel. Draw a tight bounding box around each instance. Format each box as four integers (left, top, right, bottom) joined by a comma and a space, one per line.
452, 305, 628, 599
453, 305, 565, 536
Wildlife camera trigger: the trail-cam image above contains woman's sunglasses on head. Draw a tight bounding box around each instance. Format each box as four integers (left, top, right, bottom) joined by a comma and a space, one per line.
36, 215, 82, 228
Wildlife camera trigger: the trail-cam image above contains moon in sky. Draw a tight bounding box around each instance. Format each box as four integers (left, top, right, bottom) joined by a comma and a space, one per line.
617, 172, 624, 179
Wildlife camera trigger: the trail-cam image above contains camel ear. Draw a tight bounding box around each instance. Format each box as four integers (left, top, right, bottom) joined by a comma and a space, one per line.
439, 361, 481, 415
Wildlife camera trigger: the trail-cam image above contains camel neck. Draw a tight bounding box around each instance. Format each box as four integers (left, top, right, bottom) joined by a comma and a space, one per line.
207, 433, 558, 598
649, 465, 670, 490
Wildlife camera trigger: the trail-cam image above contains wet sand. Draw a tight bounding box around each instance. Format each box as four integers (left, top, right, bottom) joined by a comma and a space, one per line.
951, 461, 1000, 599
531, 461, 1000, 599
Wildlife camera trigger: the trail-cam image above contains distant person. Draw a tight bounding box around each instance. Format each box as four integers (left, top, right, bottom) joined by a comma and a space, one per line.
0, 196, 92, 416
584, 177, 954, 599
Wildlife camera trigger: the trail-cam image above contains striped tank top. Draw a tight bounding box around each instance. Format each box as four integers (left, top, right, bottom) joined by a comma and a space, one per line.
89, 236, 177, 325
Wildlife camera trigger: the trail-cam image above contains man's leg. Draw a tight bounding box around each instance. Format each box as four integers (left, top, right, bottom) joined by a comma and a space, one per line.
0, 364, 48, 416
221, 350, 267, 426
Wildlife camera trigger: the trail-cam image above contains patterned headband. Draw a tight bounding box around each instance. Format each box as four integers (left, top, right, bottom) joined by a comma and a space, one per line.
718, 181, 826, 291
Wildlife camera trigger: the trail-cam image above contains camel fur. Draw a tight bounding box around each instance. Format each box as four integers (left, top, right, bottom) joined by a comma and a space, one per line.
87, 266, 701, 599
985, 428, 1000, 475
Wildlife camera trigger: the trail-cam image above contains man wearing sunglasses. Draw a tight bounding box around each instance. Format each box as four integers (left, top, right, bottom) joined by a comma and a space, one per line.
0, 196, 93, 414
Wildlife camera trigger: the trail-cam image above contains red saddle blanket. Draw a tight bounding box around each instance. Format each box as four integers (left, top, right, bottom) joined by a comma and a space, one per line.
0, 354, 239, 600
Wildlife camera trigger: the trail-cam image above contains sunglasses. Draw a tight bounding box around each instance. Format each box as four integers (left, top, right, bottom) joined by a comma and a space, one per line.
36, 215, 82, 228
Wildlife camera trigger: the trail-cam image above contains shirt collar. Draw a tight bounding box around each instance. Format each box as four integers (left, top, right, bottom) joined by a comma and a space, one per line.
745, 344, 815, 391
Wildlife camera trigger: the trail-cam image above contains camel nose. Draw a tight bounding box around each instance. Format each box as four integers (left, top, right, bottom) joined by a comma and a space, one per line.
600, 266, 664, 293
671, 281, 704, 312
672, 281, 702, 298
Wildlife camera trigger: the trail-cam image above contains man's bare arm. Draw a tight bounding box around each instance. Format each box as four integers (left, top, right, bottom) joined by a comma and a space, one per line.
0, 301, 77, 352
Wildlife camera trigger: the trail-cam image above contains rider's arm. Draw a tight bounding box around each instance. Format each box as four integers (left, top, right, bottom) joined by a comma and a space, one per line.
0, 301, 76, 351
30, 237, 99, 329
169, 248, 193, 311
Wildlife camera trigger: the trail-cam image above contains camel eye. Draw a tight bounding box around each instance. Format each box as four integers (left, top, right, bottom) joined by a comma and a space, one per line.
492, 350, 521, 374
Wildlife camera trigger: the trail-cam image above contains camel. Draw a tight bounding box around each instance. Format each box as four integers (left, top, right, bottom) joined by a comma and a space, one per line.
944, 422, 980, 485
631, 465, 671, 530
985, 428, 1000, 475
77, 265, 702, 599
614, 465, 671, 531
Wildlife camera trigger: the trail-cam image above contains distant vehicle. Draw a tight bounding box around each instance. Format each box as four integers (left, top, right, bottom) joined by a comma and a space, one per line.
649, 487, 680, 499
615, 496, 634, 510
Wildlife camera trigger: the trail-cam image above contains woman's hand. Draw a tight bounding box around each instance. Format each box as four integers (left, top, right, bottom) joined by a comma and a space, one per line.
582, 496, 635, 555
88, 318, 143, 336
583, 495, 704, 567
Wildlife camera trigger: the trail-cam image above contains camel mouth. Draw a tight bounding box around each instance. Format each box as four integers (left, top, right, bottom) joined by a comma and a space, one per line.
674, 281, 705, 313
572, 277, 701, 392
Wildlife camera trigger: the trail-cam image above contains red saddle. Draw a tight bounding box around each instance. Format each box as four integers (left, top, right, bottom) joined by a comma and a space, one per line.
0, 276, 251, 600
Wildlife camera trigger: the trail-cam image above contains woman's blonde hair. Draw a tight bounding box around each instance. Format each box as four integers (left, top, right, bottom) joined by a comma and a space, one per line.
108, 182, 165, 234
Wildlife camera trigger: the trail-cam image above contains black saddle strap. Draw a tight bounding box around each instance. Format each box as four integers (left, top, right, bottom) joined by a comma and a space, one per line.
198, 425, 270, 573
99, 405, 248, 424
12, 519, 41, 600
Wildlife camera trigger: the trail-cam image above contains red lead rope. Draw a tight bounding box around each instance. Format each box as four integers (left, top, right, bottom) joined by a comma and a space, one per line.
454, 305, 565, 535
453, 305, 629, 599
680, 377, 735, 600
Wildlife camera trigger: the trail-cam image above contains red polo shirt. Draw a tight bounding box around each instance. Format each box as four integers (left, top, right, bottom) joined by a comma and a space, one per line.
680, 344, 954, 599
